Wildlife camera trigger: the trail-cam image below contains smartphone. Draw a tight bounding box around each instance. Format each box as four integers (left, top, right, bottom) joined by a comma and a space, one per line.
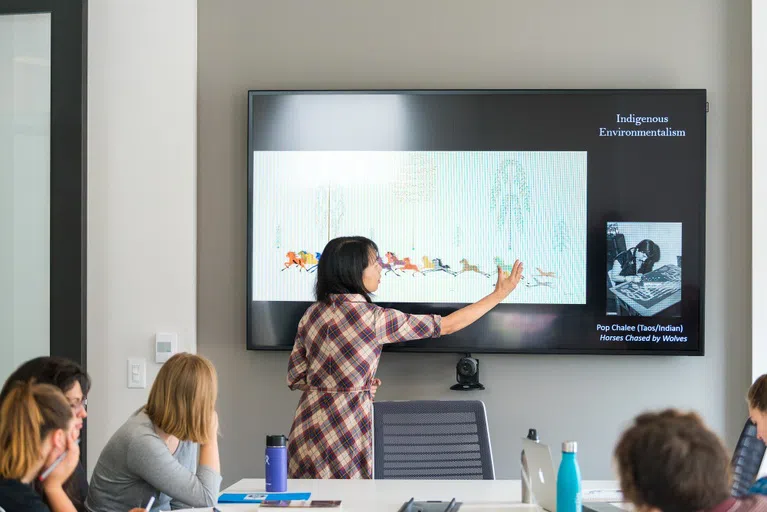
260, 500, 342, 508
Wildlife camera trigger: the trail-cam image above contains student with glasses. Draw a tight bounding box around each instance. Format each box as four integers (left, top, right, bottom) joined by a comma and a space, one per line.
1, 357, 92, 512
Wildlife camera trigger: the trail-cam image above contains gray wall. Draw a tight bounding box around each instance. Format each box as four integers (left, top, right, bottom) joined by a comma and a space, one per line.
197, 0, 752, 485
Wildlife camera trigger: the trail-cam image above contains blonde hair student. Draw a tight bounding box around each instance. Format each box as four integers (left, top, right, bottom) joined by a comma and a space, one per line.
0, 381, 95, 512
144, 352, 218, 444
86, 353, 222, 512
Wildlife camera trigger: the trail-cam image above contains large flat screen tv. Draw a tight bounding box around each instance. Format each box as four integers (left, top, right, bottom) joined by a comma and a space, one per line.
247, 89, 706, 355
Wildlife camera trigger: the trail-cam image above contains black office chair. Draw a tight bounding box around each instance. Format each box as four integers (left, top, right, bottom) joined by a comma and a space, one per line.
372, 400, 495, 480
731, 418, 766, 497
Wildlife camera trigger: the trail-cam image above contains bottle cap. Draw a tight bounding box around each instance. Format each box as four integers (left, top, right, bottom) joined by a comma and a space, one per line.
266, 434, 287, 447
527, 429, 539, 441
562, 441, 577, 453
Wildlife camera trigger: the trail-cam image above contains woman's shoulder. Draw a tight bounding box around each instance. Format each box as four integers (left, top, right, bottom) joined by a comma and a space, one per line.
105, 409, 161, 450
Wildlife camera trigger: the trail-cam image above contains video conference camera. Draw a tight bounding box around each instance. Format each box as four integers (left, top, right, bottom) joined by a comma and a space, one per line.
450, 353, 485, 391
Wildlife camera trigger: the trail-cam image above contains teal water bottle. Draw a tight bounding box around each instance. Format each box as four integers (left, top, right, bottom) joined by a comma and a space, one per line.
557, 441, 582, 512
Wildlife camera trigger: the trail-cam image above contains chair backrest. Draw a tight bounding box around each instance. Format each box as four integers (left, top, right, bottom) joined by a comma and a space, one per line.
372, 399, 494, 480
731, 418, 766, 497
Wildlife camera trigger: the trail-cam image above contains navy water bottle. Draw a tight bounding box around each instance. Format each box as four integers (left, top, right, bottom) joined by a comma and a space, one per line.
265, 435, 288, 492
557, 441, 582, 512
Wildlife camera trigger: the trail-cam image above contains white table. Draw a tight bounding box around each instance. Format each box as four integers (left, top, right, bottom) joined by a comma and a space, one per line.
176, 478, 622, 512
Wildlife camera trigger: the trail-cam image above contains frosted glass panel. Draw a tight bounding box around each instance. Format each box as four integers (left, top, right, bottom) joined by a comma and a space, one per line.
0, 13, 51, 382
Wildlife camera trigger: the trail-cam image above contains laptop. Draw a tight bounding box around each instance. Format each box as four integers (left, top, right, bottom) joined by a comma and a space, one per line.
522, 438, 558, 512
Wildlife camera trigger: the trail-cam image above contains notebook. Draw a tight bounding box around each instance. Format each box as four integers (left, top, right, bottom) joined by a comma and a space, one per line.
218, 492, 312, 503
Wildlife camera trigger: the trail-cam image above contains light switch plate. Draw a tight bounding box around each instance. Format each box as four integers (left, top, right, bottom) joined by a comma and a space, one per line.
127, 358, 146, 388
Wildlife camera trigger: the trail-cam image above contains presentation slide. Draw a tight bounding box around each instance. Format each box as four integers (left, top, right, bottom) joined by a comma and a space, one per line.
251, 151, 587, 304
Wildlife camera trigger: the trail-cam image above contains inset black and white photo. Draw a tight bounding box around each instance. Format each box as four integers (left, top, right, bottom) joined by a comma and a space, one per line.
606, 222, 682, 317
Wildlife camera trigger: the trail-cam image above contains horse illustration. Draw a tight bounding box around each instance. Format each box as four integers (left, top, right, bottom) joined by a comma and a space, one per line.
385, 252, 406, 268
421, 256, 435, 271
431, 258, 458, 276
282, 251, 306, 271
526, 277, 554, 288
298, 251, 319, 272
298, 251, 318, 265
377, 256, 400, 276
459, 258, 490, 277
401, 257, 424, 276
536, 267, 557, 278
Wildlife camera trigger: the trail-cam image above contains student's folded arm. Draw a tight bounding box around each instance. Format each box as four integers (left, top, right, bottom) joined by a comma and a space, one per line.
126, 435, 222, 508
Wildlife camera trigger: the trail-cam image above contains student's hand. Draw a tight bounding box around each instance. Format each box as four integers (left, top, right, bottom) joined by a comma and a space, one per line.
128, 509, 147, 512
371, 378, 382, 399
42, 430, 80, 490
494, 260, 523, 299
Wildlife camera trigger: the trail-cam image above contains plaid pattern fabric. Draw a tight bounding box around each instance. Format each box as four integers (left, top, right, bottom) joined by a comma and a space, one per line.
286, 293, 441, 479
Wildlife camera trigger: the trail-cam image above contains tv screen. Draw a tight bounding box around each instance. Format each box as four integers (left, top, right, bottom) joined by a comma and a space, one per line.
247, 90, 706, 355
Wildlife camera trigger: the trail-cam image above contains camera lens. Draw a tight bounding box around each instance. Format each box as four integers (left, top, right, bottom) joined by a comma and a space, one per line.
457, 357, 477, 377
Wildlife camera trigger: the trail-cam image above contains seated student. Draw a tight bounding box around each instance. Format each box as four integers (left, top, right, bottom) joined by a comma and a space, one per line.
614, 409, 767, 512
746, 374, 767, 495
86, 353, 222, 512
609, 239, 661, 284
0, 381, 145, 512
0, 357, 91, 512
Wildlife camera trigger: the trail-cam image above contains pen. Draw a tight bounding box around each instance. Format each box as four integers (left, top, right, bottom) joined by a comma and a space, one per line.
39, 438, 81, 481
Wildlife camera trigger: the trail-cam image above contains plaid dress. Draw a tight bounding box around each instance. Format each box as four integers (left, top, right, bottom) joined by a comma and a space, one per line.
286, 293, 442, 479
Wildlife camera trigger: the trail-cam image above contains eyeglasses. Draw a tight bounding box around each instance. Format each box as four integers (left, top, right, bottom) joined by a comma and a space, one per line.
69, 398, 87, 412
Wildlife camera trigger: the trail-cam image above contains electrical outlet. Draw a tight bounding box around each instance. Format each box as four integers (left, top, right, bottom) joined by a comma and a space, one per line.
127, 358, 146, 389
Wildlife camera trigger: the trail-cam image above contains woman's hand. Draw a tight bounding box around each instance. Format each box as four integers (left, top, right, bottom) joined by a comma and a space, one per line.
493, 260, 523, 299
42, 430, 79, 490
371, 378, 382, 399
441, 259, 524, 336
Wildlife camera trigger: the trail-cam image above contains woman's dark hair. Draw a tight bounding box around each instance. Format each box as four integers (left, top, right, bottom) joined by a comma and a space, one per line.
315, 236, 379, 304
0, 357, 90, 511
0, 356, 91, 403
635, 239, 661, 274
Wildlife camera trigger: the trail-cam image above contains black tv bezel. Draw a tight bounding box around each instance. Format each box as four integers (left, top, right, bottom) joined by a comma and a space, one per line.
246, 88, 706, 357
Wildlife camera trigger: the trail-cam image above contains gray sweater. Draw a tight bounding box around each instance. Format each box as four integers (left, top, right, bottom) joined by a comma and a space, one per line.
85, 410, 222, 512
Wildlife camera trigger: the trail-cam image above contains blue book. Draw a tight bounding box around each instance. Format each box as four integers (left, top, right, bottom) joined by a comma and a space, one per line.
218, 492, 312, 504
